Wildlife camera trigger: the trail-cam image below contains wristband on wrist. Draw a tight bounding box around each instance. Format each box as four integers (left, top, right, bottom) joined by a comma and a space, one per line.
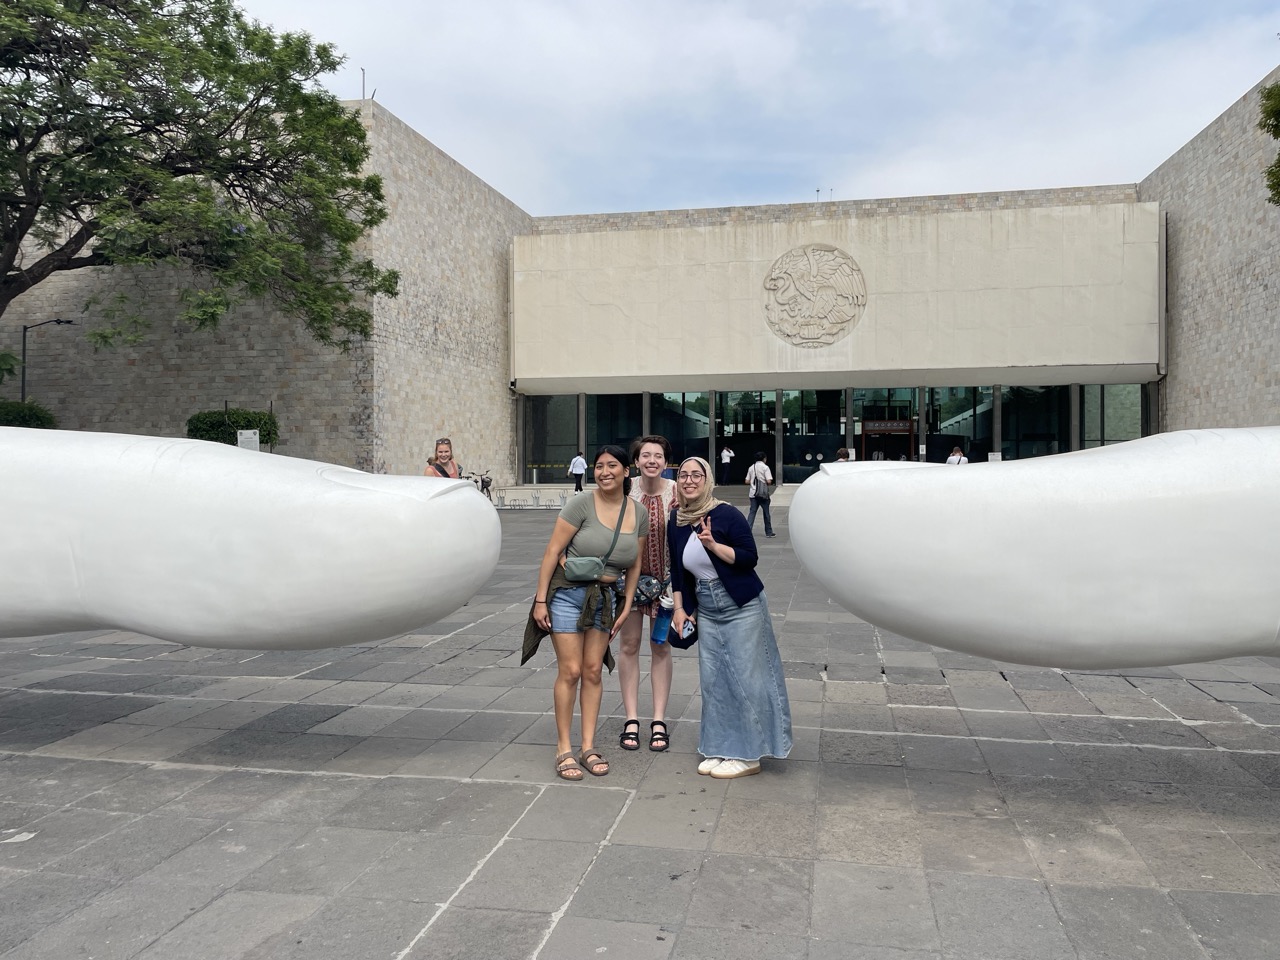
534, 598, 547, 603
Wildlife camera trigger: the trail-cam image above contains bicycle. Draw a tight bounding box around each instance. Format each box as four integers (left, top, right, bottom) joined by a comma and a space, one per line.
463, 470, 493, 501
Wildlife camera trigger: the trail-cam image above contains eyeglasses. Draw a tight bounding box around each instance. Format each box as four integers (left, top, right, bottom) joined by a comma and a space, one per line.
677, 472, 706, 481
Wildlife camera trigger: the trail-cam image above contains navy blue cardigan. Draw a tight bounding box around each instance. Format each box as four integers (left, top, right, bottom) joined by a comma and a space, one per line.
667, 503, 763, 616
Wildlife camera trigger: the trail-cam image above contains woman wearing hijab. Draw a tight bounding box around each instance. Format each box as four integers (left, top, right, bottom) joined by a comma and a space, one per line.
668, 456, 791, 779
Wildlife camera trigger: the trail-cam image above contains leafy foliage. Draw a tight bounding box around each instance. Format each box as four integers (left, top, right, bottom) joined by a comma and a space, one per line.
186, 407, 279, 446
1, 0, 398, 348
1260, 82, 1280, 205
0, 399, 57, 428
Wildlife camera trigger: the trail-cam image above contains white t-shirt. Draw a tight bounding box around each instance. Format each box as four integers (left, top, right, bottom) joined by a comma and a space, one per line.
720, 448, 735, 464
946, 454, 968, 465
569, 455, 587, 475
682, 534, 718, 581
746, 461, 773, 495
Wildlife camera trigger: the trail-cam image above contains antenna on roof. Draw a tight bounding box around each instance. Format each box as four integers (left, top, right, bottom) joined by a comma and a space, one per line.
815, 189, 820, 202
361, 67, 365, 100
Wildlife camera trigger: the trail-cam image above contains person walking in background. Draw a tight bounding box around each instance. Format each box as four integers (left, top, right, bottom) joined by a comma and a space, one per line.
718, 445, 735, 484
668, 457, 791, 779
946, 446, 969, 465
744, 451, 775, 538
835, 447, 851, 462
616, 435, 677, 754
524, 445, 646, 781
568, 451, 587, 491
424, 438, 462, 479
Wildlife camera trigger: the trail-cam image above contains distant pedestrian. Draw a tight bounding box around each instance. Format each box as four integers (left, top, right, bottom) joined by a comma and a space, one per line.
718, 445, 735, 484
568, 451, 587, 491
946, 446, 968, 465
424, 438, 462, 479
744, 451, 775, 538
835, 447, 850, 462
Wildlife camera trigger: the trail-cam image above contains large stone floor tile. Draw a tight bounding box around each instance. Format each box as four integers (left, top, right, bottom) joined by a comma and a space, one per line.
905, 769, 1007, 818
816, 807, 923, 868
567, 844, 702, 924
70, 766, 217, 814
0, 871, 115, 954
398, 737, 508, 778
811, 861, 936, 949
928, 871, 1075, 960
235, 824, 401, 895
139, 819, 312, 887
538, 916, 674, 960
153, 769, 295, 820
917, 814, 1038, 878
401, 906, 550, 960
511, 782, 628, 842
133, 890, 325, 960
419, 780, 543, 836
97, 726, 223, 761
686, 853, 811, 936
47, 812, 220, 881
672, 925, 809, 960
1017, 818, 1157, 886
1171, 889, 1280, 960
454, 837, 598, 912
818, 761, 913, 812
900, 735, 987, 773
1123, 826, 1280, 893
1049, 882, 1210, 960
0, 807, 132, 870
0, 877, 222, 960
240, 895, 433, 960
341, 833, 497, 903
320, 735, 432, 774
325, 776, 454, 831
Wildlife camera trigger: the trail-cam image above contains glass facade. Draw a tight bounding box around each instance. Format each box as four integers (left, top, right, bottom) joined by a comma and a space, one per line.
523, 394, 577, 484
522, 382, 1152, 482
781, 390, 845, 482
1082, 384, 1145, 448
717, 391, 775, 485
1000, 385, 1071, 460
651, 392, 710, 467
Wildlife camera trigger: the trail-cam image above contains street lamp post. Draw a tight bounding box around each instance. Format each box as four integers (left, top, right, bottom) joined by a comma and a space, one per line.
20, 318, 75, 403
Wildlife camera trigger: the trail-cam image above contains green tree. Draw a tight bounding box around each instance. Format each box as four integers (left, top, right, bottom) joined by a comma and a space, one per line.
0, 0, 399, 382
1260, 80, 1280, 204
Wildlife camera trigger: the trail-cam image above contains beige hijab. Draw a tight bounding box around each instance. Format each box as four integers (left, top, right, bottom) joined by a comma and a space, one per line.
675, 456, 727, 527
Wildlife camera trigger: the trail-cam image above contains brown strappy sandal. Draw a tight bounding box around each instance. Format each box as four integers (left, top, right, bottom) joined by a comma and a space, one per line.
555, 751, 583, 781
578, 749, 609, 777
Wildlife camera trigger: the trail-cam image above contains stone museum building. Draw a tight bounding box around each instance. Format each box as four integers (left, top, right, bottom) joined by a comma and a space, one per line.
3, 67, 1278, 488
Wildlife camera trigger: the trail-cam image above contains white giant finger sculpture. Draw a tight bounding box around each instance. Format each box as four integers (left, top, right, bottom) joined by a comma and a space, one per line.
1, 427, 501, 650
790, 428, 1280, 668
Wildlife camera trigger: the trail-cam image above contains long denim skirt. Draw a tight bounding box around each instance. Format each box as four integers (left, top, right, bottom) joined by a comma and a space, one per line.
695, 579, 793, 762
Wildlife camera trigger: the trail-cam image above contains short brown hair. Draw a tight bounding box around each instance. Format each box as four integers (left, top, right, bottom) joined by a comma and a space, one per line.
630, 435, 673, 462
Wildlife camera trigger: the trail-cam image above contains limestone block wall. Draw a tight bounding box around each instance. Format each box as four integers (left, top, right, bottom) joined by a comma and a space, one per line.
1139, 66, 1280, 429
0, 263, 366, 464
356, 102, 532, 479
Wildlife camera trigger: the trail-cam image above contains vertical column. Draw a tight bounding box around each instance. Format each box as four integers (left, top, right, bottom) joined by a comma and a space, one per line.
916, 386, 927, 461
1069, 384, 1081, 452
577, 393, 586, 460
991, 385, 1002, 461
774, 390, 784, 484
515, 395, 525, 485
1144, 381, 1161, 436
641, 391, 651, 438
844, 388, 855, 449
709, 390, 718, 468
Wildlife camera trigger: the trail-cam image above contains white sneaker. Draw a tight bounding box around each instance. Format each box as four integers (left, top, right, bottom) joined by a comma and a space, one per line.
697, 757, 724, 775
709, 759, 761, 779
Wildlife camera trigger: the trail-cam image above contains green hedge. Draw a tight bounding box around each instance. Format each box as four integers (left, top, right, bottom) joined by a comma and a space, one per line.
186, 408, 280, 447
0, 399, 57, 429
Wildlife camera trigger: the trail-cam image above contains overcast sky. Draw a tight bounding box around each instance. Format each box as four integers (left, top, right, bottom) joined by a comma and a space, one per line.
236, 0, 1280, 217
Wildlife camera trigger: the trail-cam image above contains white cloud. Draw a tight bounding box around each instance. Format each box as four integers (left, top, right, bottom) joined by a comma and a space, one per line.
234, 1, 1280, 213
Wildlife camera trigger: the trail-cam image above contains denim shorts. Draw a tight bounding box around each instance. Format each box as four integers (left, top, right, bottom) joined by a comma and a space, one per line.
548, 586, 607, 634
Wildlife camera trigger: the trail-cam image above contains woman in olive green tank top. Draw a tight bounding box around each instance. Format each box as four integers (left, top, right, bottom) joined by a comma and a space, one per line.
527, 444, 647, 781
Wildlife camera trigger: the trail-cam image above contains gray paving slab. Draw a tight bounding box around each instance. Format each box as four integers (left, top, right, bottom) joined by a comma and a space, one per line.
4, 509, 1280, 959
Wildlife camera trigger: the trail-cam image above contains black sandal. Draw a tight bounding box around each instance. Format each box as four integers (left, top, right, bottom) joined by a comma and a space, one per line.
619, 718, 641, 751
649, 720, 669, 752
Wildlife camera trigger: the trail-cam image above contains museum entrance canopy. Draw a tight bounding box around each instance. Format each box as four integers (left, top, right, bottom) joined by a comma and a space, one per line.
511, 201, 1162, 395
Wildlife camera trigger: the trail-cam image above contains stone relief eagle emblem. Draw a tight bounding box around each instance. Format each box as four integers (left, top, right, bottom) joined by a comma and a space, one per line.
762, 243, 867, 347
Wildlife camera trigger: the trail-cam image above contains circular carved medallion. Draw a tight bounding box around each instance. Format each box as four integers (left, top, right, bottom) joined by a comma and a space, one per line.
762, 244, 867, 348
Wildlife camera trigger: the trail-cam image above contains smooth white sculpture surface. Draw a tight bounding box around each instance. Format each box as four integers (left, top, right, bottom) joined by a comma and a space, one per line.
0, 428, 501, 650
790, 428, 1280, 668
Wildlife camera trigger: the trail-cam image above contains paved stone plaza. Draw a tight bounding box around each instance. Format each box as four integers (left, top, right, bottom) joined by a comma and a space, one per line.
3, 499, 1280, 959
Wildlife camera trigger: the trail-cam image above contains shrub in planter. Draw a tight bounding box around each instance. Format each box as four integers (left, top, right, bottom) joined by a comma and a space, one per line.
0, 400, 57, 429
186, 408, 280, 447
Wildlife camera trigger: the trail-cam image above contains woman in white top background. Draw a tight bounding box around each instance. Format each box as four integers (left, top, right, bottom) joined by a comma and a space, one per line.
946, 446, 969, 465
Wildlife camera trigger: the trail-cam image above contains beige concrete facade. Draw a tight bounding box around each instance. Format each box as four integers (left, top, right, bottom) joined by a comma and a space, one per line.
512, 199, 1161, 394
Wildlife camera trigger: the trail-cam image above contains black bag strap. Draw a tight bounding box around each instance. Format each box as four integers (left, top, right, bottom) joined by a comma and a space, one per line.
599, 497, 628, 566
